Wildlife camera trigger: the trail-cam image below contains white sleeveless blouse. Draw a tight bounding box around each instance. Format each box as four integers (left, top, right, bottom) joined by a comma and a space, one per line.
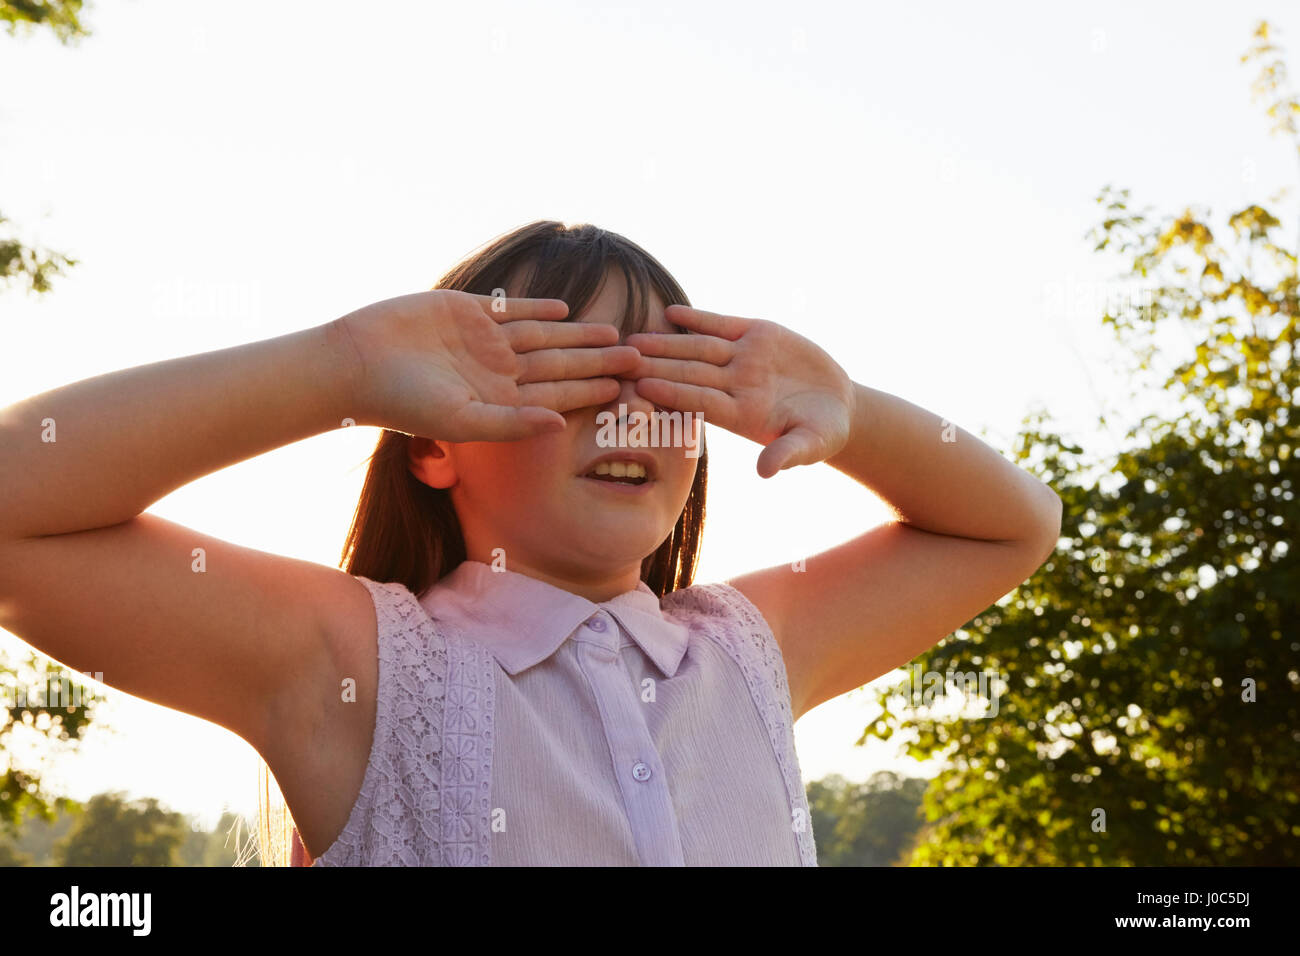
307, 560, 817, 866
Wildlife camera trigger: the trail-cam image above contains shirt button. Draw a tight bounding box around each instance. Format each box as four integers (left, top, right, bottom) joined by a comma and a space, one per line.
631, 761, 651, 782
587, 615, 606, 632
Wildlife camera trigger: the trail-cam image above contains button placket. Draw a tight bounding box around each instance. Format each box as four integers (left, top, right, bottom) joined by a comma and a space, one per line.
575, 610, 684, 866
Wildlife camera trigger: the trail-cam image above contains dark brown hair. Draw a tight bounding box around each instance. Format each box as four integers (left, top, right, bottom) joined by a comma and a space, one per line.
337, 220, 708, 598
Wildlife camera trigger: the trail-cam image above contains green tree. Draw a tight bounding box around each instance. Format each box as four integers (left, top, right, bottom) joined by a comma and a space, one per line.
861, 20, 1299, 866
0, 796, 253, 865
0, 0, 95, 839
0, 0, 86, 293
1, 0, 86, 42
0, 794, 77, 864
1, 658, 95, 835
808, 772, 928, 866
0, 212, 77, 294
53, 792, 187, 866
0, 838, 34, 866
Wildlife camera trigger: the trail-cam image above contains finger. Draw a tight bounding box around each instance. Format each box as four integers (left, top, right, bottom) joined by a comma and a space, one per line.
449, 402, 566, 442
624, 331, 735, 365
503, 319, 621, 352
467, 294, 571, 321
755, 426, 822, 478
662, 304, 751, 341
515, 345, 641, 385
518, 377, 625, 413
623, 355, 731, 391
632, 377, 735, 426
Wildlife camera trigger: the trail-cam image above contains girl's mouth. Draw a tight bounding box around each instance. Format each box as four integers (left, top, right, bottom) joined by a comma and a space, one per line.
578, 457, 657, 493
578, 460, 656, 495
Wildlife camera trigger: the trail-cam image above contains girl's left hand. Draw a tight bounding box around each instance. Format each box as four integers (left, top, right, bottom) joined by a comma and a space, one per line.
625, 305, 856, 478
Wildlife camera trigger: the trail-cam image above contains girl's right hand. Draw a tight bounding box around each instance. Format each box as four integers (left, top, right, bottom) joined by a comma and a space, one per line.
334, 289, 640, 441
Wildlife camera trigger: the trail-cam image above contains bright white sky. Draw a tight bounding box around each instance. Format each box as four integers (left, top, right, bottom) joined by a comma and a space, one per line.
2, 0, 1297, 833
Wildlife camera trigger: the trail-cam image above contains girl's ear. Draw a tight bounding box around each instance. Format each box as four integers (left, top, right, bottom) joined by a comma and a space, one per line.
408, 437, 458, 490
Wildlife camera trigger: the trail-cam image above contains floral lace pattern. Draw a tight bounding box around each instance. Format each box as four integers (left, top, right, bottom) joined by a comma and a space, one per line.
439, 623, 495, 865
313, 576, 448, 866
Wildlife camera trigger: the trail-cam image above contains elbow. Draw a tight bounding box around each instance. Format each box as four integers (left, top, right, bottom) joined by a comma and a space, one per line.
1031, 485, 1063, 565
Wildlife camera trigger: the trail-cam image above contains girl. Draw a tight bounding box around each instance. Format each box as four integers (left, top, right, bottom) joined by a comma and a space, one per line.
0, 221, 1062, 867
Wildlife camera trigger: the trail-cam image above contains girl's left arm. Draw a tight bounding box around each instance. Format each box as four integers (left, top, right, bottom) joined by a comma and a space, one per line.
628, 306, 1062, 721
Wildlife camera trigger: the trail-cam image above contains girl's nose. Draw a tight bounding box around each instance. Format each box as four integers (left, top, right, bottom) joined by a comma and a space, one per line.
607, 374, 660, 418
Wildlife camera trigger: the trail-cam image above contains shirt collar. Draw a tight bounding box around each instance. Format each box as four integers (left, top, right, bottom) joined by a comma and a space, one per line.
415, 559, 689, 678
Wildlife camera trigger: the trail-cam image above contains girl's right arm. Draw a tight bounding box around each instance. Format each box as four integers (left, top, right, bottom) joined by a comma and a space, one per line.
0, 290, 637, 756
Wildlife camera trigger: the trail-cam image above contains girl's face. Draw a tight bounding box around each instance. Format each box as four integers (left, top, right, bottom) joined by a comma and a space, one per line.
408, 270, 701, 597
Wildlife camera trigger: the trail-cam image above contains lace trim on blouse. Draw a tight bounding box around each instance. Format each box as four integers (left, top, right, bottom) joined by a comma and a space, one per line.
440, 620, 495, 865
312, 577, 445, 865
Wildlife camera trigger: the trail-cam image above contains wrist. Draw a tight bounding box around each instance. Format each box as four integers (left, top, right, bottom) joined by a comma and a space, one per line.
319, 316, 374, 429
827, 381, 874, 470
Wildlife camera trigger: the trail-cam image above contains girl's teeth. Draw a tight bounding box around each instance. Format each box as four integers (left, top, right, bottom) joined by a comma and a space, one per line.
590, 461, 647, 479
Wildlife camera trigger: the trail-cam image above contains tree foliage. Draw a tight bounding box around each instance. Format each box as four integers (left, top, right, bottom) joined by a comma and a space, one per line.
0, 791, 252, 865
0, 657, 95, 835
0, 0, 87, 44
807, 771, 928, 866
861, 20, 1298, 866
0, 214, 77, 294
0, 0, 94, 835
52, 792, 187, 866
0, 0, 86, 295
